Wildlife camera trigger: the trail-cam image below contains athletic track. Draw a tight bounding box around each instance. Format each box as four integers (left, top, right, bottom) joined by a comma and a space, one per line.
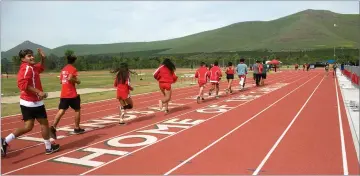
1, 69, 359, 175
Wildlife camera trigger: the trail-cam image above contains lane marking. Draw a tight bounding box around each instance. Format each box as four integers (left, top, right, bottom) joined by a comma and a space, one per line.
334, 77, 349, 175
2, 72, 304, 175
164, 73, 320, 175
335, 70, 360, 163
80, 73, 314, 175
252, 75, 325, 175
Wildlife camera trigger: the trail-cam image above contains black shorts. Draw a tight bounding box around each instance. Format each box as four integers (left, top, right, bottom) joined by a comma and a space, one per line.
261, 73, 267, 79
59, 95, 81, 110
226, 74, 234, 80
20, 105, 47, 121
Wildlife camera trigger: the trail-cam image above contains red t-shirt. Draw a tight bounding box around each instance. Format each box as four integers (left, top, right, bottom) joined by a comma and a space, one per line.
195, 66, 209, 84
60, 64, 78, 98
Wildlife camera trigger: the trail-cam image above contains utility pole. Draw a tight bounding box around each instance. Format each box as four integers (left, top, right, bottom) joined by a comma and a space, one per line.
334, 23, 337, 60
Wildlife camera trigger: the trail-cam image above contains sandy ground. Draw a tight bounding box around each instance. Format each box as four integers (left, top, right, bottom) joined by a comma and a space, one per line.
1, 88, 115, 104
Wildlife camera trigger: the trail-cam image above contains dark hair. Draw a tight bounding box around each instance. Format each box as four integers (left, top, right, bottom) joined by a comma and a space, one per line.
19, 49, 33, 59
214, 61, 218, 66
162, 58, 176, 73
240, 58, 245, 62
111, 63, 130, 84
67, 55, 77, 64
228, 62, 233, 66
200, 62, 206, 66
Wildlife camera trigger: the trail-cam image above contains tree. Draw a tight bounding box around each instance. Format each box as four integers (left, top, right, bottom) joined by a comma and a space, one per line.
65, 49, 75, 57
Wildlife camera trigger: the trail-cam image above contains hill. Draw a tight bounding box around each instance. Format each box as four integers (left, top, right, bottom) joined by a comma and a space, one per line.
1, 9, 359, 58
1, 40, 52, 59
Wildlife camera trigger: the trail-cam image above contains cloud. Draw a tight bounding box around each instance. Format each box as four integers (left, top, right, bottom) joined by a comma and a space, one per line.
1, 1, 358, 51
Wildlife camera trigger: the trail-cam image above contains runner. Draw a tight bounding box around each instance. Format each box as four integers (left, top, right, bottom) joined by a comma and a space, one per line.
295, 63, 299, 71
194, 62, 209, 103
225, 62, 235, 94
208, 61, 222, 98
153, 58, 178, 113
50, 54, 85, 139
325, 63, 329, 77
253, 60, 261, 86
303, 63, 306, 71
260, 60, 267, 86
1, 48, 60, 157
111, 63, 134, 125
333, 62, 337, 78
236, 58, 248, 90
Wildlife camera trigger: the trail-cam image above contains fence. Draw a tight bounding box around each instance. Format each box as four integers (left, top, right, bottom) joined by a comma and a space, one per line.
343, 65, 360, 85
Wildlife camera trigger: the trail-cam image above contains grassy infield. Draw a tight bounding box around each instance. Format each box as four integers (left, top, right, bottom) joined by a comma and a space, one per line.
1, 66, 289, 116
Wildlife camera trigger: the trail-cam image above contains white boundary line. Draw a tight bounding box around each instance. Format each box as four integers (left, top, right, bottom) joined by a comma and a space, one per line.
335, 70, 360, 163
163, 73, 320, 175
251, 75, 325, 175
3, 72, 304, 175
334, 77, 349, 175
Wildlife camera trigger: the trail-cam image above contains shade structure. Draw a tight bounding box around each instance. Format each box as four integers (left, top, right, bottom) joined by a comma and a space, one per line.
270, 59, 281, 65
327, 59, 335, 64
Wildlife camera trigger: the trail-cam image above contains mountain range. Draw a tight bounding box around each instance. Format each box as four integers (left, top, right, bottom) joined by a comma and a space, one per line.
1, 9, 359, 59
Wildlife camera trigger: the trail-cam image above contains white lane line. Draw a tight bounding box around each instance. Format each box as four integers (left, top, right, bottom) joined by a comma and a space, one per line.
334, 77, 349, 175
81, 74, 317, 175
163, 73, 320, 175
252, 75, 325, 175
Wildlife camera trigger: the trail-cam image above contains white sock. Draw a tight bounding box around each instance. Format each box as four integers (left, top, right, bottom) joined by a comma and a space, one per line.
44, 140, 51, 150
5, 133, 15, 143
239, 77, 244, 85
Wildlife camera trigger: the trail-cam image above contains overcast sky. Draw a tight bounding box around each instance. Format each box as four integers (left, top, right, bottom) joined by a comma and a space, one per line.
1, 1, 358, 51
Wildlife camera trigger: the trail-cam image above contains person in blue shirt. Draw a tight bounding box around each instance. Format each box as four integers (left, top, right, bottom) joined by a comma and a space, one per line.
236, 58, 248, 90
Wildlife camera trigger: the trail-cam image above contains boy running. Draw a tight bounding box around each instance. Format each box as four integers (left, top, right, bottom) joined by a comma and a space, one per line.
208, 61, 222, 98
236, 58, 248, 90
1, 49, 60, 157
50, 55, 85, 139
195, 62, 209, 103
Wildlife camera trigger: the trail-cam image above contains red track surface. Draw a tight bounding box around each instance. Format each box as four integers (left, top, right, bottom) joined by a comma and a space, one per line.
1, 70, 359, 175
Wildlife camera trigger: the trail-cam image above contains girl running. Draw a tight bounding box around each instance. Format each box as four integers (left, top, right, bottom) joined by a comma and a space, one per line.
225, 62, 235, 94
195, 62, 209, 103
153, 58, 178, 113
111, 63, 134, 125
